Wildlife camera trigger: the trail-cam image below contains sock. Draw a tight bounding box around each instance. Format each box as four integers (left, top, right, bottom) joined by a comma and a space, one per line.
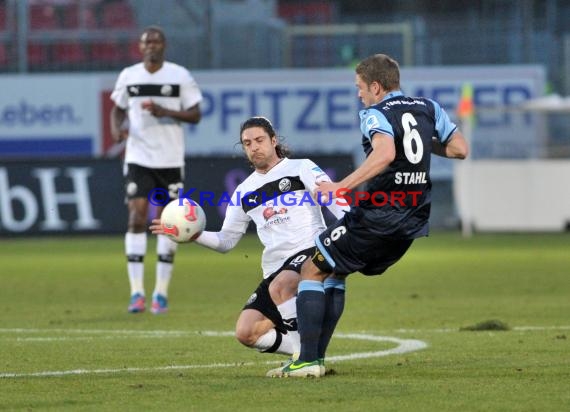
125, 232, 147, 296
318, 277, 346, 359
253, 328, 297, 356
154, 235, 177, 297
277, 297, 300, 355
296, 280, 325, 362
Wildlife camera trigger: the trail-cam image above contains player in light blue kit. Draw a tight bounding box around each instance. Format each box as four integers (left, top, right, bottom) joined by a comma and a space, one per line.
269, 53, 469, 378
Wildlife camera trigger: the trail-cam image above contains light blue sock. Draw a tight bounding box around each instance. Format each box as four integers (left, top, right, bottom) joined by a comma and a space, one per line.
318, 277, 346, 359
297, 280, 325, 362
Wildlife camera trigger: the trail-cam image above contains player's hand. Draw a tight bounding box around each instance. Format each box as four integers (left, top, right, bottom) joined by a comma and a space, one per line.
149, 219, 165, 235
111, 128, 128, 143
314, 180, 342, 204
142, 100, 169, 118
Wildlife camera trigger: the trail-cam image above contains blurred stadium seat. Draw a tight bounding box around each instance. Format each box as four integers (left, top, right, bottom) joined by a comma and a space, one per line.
28, 43, 50, 67
0, 43, 8, 67
53, 42, 88, 66
278, 2, 336, 24
0, 3, 6, 31
30, 5, 59, 30
61, 3, 97, 29
127, 40, 140, 61
20, 0, 137, 69
90, 41, 124, 64
100, 1, 135, 28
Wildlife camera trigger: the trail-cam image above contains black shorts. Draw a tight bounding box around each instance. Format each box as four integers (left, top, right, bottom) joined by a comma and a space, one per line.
313, 211, 414, 276
124, 163, 184, 201
242, 247, 314, 333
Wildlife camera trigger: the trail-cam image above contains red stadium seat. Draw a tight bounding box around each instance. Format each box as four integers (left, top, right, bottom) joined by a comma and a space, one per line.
0, 43, 8, 67
29, 5, 59, 30
0, 3, 6, 31
61, 4, 97, 29
278, 2, 336, 24
28, 43, 50, 66
90, 41, 124, 64
53, 42, 88, 65
101, 1, 136, 28
127, 40, 140, 62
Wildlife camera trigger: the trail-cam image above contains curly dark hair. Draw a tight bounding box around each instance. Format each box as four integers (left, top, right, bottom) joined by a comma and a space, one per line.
239, 116, 290, 159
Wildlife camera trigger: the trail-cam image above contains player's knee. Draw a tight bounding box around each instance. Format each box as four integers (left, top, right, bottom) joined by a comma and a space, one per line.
128, 213, 147, 232
234, 325, 257, 347
128, 222, 147, 233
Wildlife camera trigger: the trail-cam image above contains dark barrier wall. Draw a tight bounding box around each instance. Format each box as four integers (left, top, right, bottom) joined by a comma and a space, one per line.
0, 155, 354, 236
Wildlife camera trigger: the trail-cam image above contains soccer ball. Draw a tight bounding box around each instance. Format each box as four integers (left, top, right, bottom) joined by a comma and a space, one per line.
160, 198, 206, 243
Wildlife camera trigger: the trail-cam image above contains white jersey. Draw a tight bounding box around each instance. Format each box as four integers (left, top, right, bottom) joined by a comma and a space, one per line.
218, 158, 347, 277
110, 61, 203, 168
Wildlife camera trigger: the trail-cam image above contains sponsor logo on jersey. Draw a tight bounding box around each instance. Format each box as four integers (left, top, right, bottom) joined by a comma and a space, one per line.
278, 178, 291, 192
248, 194, 258, 204
365, 115, 380, 131
161, 85, 173, 96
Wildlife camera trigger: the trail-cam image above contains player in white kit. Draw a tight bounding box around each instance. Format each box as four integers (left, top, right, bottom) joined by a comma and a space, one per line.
110, 26, 203, 314
151, 116, 348, 360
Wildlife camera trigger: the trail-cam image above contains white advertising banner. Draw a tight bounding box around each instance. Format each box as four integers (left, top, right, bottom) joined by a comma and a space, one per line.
1, 66, 545, 179
0, 74, 101, 157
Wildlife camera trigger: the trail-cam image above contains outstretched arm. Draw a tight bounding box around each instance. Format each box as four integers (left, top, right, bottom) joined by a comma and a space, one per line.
150, 219, 243, 253
316, 133, 395, 201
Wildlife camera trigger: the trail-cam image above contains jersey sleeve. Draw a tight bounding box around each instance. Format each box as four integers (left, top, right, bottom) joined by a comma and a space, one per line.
428, 99, 458, 144
299, 159, 349, 219
299, 159, 330, 194
194, 229, 243, 253
180, 70, 203, 110
194, 187, 249, 252
110, 68, 129, 109
219, 187, 251, 234
359, 108, 394, 140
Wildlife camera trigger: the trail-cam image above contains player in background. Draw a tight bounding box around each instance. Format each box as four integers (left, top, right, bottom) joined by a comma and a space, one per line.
110, 26, 203, 314
151, 116, 348, 361
269, 53, 469, 378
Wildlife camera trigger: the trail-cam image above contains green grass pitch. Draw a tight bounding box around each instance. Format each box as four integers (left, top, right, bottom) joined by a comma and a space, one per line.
0, 232, 568, 411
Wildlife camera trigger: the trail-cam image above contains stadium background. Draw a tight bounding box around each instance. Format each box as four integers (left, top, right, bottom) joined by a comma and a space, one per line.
1, 0, 569, 235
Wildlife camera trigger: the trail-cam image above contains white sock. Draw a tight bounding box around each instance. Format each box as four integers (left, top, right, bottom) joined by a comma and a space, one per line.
254, 328, 298, 356
277, 297, 297, 321
125, 232, 147, 296
277, 297, 300, 355
254, 329, 277, 352
153, 235, 177, 297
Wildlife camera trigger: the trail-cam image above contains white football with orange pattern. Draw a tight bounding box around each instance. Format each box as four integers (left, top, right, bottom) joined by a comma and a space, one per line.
160, 198, 206, 243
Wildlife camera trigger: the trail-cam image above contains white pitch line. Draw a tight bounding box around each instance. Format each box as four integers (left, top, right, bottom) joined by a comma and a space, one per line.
0, 325, 567, 379
0, 328, 235, 336
0, 362, 256, 379
1, 325, 568, 336
0, 332, 426, 379
330, 333, 427, 361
